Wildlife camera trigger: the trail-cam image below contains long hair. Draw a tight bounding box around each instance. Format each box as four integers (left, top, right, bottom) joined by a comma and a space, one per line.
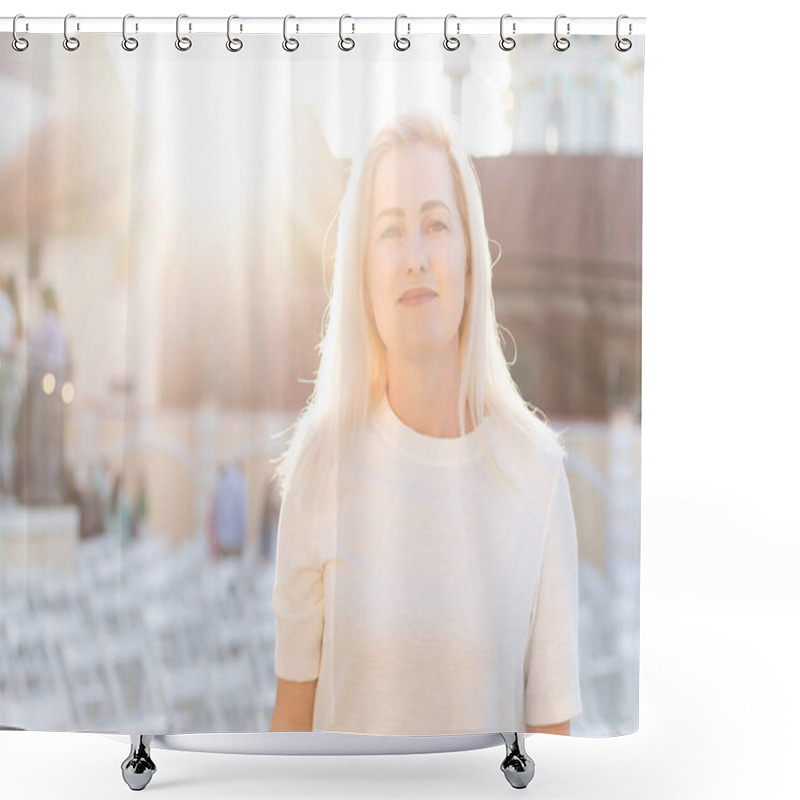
272, 112, 563, 502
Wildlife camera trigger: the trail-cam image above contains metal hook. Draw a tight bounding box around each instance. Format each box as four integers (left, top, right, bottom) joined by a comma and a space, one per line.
338, 14, 355, 51
499, 14, 515, 51
554, 14, 570, 51
283, 15, 299, 51
12, 14, 29, 51
394, 15, 410, 51
63, 13, 80, 51
227, 15, 243, 52
122, 14, 139, 51
443, 14, 460, 51
615, 14, 632, 52
176, 14, 192, 51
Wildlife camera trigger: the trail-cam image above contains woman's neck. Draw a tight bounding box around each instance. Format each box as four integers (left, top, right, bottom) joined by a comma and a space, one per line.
385, 348, 473, 438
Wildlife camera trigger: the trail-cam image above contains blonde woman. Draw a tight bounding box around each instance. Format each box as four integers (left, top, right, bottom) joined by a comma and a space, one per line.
270, 112, 581, 737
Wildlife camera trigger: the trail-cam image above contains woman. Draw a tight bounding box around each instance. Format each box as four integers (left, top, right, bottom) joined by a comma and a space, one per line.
270, 113, 581, 736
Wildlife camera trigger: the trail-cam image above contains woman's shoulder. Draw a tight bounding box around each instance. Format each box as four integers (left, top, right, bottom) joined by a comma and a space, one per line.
490, 402, 566, 475
280, 409, 345, 508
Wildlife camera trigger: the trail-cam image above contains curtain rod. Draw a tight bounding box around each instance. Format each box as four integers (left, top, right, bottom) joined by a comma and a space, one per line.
1, 16, 646, 37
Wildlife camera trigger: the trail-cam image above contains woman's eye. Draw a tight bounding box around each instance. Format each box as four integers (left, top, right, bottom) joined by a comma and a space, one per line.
379, 219, 447, 240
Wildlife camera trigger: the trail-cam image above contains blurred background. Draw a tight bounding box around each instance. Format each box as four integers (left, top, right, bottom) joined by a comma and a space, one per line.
0, 32, 642, 736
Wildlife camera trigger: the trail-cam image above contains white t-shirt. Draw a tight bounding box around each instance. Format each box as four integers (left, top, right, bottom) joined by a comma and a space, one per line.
273, 393, 582, 735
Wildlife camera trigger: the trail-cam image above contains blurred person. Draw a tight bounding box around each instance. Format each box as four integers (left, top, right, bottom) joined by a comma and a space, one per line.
212, 460, 248, 559
14, 284, 72, 505
132, 472, 148, 541
108, 470, 133, 548
0, 274, 24, 502
79, 461, 106, 539
270, 113, 581, 736
258, 477, 281, 563
92, 458, 113, 533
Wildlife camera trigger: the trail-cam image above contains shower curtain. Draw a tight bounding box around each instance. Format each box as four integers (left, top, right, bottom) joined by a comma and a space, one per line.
0, 18, 643, 738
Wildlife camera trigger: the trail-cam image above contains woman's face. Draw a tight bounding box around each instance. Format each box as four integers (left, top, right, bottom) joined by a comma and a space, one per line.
365, 143, 469, 364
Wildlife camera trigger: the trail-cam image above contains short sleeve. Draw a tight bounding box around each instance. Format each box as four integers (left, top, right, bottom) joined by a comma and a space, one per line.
524, 456, 583, 727
272, 481, 325, 682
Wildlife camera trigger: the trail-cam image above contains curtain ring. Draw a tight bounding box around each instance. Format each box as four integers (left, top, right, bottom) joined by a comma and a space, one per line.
63, 13, 80, 51
175, 14, 192, 50
12, 15, 29, 51
226, 15, 243, 52
122, 14, 139, 51
338, 14, 355, 51
553, 14, 570, 51
615, 14, 632, 52
499, 14, 515, 51
443, 14, 460, 51
283, 15, 299, 51
394, 15, 410, 51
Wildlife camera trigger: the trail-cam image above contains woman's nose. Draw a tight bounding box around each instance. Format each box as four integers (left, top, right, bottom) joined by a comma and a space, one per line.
405, 229, 427, 271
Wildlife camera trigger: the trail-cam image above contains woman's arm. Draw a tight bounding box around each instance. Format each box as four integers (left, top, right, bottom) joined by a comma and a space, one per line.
270, 677, 317, 731
525, 720, 571, 735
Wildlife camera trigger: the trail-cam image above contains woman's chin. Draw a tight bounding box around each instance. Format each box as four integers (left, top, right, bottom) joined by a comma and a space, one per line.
388, 340, 456, 364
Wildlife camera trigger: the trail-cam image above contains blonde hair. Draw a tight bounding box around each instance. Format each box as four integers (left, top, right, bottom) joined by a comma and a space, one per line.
272, 111, 562, 501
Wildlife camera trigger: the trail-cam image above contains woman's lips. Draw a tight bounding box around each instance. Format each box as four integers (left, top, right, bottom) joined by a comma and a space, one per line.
399, 288, 437, 306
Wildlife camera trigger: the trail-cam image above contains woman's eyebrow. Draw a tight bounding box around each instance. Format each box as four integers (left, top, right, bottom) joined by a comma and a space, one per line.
373, 200, 452, 229
420, 200, 451, 215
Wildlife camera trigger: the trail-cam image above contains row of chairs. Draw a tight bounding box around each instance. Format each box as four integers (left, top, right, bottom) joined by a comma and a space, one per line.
1, 534, 277, 732
2, 531, 640, 736
574, 557, 640, 736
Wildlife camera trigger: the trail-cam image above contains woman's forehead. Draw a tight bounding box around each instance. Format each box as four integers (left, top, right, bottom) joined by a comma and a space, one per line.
372, 143, 455, 205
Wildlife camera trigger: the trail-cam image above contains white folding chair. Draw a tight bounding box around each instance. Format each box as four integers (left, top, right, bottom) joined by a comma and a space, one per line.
2, 614, 75, 730
56, 635, 119, 731
142, 602, 215, 732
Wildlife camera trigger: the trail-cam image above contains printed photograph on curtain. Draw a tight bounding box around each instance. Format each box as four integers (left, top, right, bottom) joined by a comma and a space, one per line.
0, 30, 643, 737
